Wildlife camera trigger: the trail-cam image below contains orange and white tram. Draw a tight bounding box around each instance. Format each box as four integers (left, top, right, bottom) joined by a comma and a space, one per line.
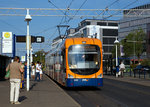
45, 37, 103, 87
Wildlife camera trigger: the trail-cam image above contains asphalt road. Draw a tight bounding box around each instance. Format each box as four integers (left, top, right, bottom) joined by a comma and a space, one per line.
64, 78, 150, 107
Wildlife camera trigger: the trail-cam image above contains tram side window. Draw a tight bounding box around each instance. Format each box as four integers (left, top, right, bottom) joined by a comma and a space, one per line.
50, 56, 54, 71
61, 49, 66, 73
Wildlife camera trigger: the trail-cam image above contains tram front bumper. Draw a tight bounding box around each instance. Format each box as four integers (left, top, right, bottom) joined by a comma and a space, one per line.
66, 78, 103, 87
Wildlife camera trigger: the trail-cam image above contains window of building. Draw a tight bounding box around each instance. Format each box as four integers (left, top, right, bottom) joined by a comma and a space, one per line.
81, 21, 91, 27
103, 46, 113, 53
103, 38, 116, 44
97, 22, 106, 26
103, 54, 112, 60
86, 22, 91, 25
103, 29, 118, 36
108, 23, 118, 26
75, 28, 79, 32
83, 28, 87, 37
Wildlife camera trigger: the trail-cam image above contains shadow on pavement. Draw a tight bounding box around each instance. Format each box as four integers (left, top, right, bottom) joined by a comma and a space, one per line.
19, 96, 27, 102
30, 83, 37, 90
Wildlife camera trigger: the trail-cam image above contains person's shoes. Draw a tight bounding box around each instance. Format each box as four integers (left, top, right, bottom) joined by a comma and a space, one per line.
14, 101, 21, 104
10, 101, 14, 104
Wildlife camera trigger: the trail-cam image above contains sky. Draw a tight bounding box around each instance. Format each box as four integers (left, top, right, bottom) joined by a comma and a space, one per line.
0, 0, 150, 57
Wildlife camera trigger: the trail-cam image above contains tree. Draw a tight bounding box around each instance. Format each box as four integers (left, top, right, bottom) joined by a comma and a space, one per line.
122, 28, 146, 61
33, 50, 46, 68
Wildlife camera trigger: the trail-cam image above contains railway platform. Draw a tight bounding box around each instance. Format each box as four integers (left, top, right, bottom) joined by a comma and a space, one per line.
0, 75, 80, 107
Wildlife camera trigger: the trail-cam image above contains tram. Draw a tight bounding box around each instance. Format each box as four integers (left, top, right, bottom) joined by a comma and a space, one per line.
45, 37, 103, 87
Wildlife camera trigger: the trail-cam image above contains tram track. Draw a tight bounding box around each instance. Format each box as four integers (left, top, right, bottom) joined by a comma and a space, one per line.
63, 78, 150, 107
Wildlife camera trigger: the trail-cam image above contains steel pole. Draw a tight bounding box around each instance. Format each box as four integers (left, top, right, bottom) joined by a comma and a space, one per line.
116, 44, 118, 66
26, 21, 30, 91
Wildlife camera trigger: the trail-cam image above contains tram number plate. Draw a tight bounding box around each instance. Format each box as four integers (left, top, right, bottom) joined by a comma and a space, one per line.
74, 79, 78, 81
82, 79, 88, 81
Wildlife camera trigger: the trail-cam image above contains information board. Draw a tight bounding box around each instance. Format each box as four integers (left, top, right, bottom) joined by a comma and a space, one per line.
2, 32, 13, 53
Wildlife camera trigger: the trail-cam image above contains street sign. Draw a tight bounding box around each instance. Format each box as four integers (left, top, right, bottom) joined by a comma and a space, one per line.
16, 35, 36, 43
16, 35, 44, 43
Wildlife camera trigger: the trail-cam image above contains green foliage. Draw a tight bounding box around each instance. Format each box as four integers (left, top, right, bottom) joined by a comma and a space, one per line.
121, 28, 146, 59
33, 50, 45, 68
141, 59, 150, 66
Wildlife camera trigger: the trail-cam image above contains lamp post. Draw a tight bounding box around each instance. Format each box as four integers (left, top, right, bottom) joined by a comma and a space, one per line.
114, 37, 119, 67
25, 9, 32, 91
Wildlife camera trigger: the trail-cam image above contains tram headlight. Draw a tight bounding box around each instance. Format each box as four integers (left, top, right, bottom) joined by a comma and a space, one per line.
68, 74, 74, 78
97, 74, 103, 78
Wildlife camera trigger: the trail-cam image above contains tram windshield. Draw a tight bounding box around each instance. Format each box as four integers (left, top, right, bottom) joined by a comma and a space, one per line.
68, 45, 101, 75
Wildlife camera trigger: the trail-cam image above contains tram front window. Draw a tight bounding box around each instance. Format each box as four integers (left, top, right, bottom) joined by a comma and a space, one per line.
68, 45, 101, 75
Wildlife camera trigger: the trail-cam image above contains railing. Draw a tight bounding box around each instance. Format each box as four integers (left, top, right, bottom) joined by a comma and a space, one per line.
124, 68, 150, 79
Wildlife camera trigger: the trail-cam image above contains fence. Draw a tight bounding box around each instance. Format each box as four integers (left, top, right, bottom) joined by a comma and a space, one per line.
124, 67, 150, 79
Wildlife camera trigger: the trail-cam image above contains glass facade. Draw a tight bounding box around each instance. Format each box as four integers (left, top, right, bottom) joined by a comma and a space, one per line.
103, 29, 118, 36
103, 38, 116, 44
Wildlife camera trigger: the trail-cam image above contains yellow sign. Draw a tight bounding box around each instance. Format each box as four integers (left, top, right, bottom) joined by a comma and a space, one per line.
4, 32, 11, 38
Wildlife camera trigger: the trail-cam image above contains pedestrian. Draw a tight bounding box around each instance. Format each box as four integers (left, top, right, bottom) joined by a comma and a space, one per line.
24, 62, 27, 81
39, 62, 43, 80
112, 66, 116, 76
31, 62, 35, 80
24, 61, 31, 80
35, 61, 40, 82
119, 61, 125, 77
116, 66, 119, 78
20, 62, 25, 89
6, 56, 23, 104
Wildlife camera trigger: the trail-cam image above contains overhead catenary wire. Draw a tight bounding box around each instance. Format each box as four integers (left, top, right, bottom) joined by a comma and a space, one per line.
0, 19, 26, 33
44, 0, 75, 48
32, 0, 75, 49
42, 0, 88, 51
95, 0, 120, 19
102, 0, 139, 20
48, 0, 88, 45
66, 0, 88, 23
48, 0, 70, 19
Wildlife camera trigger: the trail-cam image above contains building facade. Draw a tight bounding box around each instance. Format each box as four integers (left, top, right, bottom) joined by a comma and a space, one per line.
67, 19, 118, 61
119, 4, 150, 58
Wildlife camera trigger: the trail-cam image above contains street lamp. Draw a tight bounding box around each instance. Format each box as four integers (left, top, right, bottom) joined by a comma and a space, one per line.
25, 9, 32, 91
114, 37, 119, 67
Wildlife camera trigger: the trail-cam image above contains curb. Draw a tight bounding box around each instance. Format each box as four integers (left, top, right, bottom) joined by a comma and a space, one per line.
45, 75, 81, 107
